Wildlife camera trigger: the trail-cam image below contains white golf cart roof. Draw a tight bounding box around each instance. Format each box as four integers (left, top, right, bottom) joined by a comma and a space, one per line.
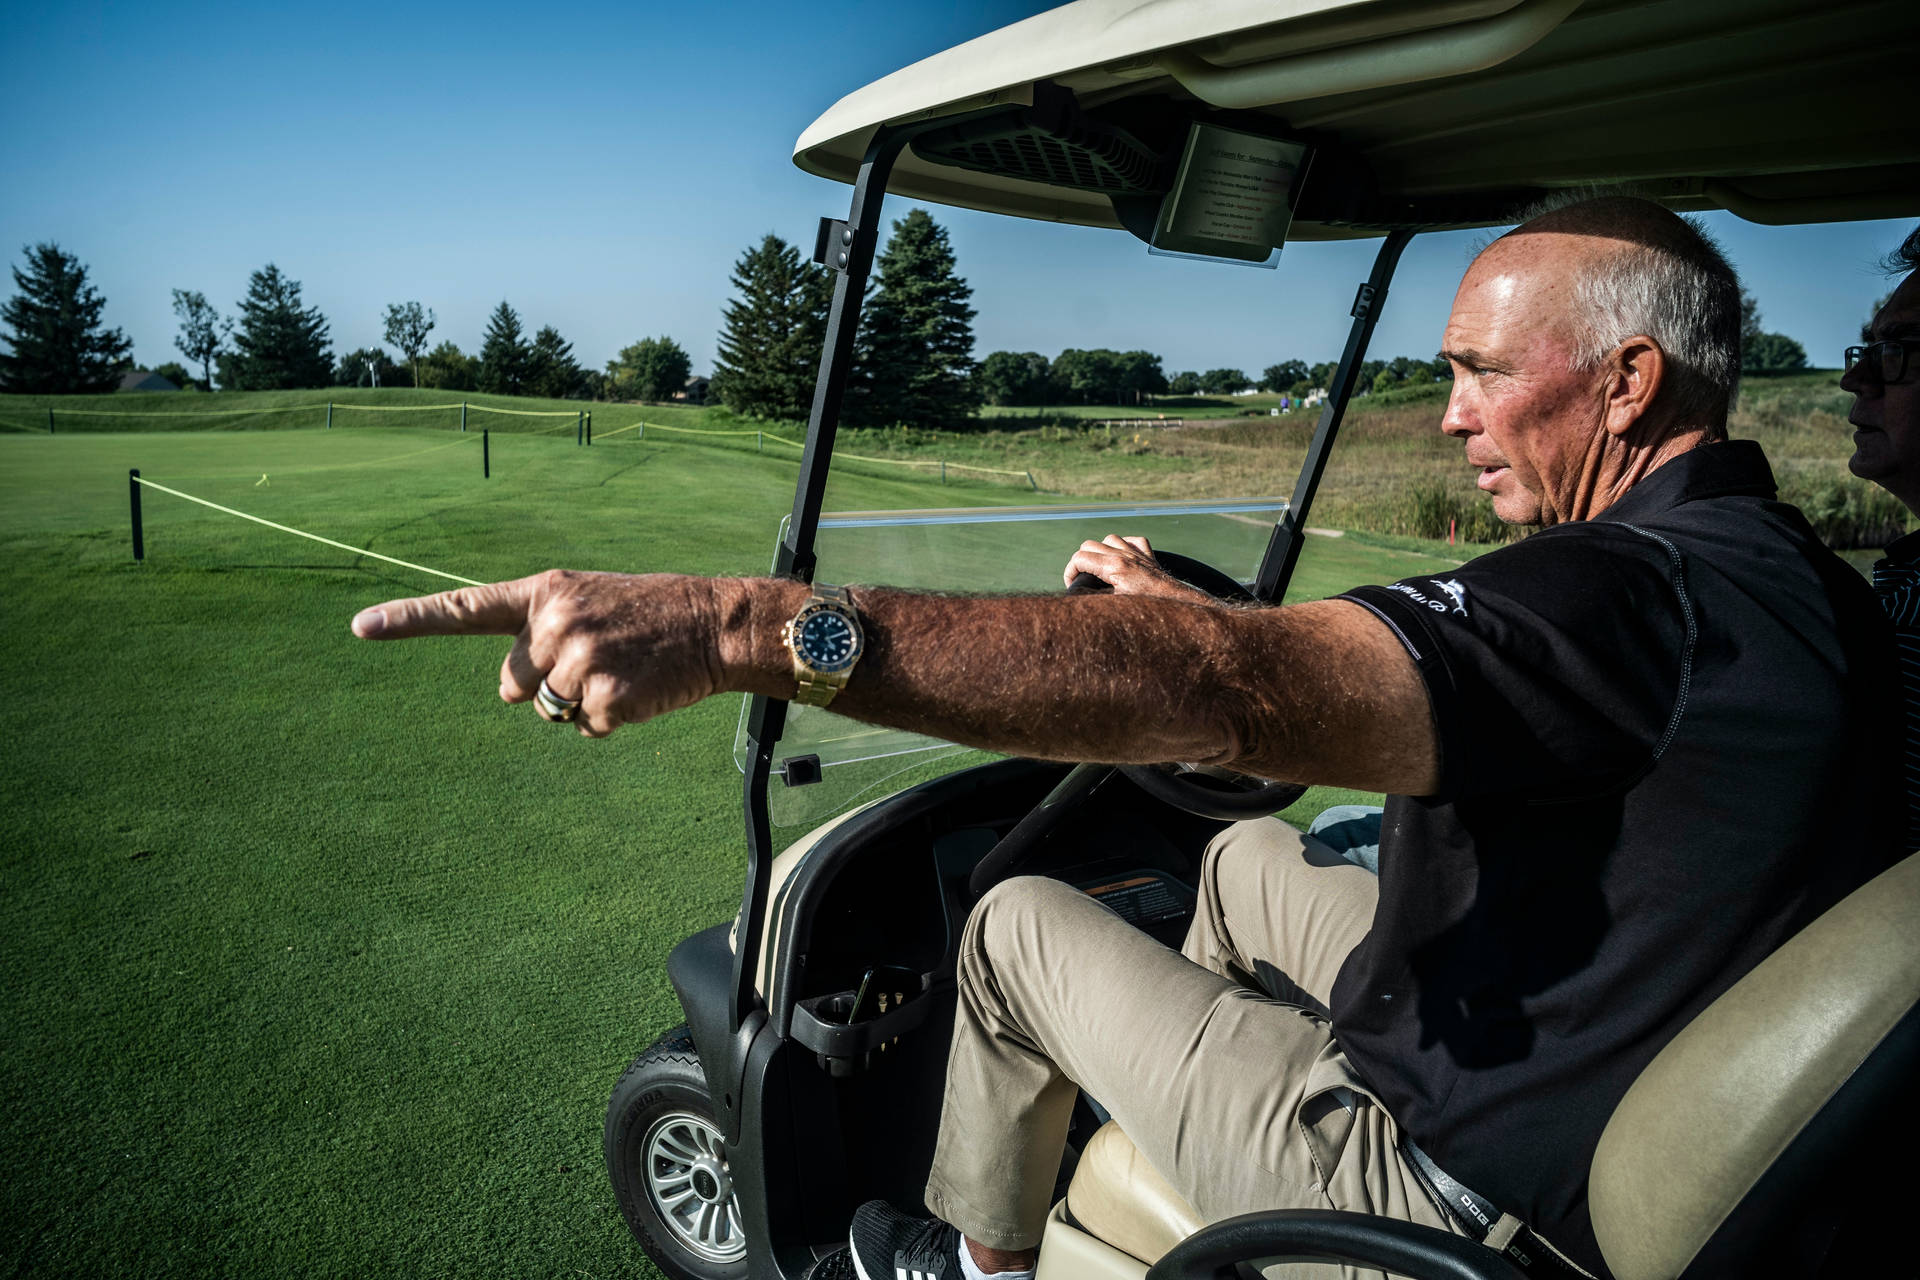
794, 0, 1917, 238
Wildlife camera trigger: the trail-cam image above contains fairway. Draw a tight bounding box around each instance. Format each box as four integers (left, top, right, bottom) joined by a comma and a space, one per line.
1, 425, 1466, 1278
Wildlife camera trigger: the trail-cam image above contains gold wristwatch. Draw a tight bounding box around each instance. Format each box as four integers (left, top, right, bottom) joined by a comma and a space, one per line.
781, 583, 864, 708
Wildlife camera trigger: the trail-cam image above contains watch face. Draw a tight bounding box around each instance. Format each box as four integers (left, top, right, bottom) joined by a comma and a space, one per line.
797, 609, 859, 672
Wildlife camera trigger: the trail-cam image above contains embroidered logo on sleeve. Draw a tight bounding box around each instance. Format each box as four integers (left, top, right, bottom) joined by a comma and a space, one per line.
1387, 578, 1471, 616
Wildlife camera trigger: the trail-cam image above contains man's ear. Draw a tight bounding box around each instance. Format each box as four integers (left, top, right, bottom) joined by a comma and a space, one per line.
1602, 336, 1665, 438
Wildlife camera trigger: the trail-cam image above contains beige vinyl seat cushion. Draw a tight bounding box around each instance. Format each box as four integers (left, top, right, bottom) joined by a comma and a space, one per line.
1066, 1120, 1205, 1265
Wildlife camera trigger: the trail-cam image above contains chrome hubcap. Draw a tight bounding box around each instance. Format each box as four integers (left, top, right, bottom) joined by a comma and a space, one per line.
643, 1110, 747, 1263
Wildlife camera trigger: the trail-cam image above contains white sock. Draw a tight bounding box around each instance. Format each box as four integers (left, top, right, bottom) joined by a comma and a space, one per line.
957, 1237, 1034, 1280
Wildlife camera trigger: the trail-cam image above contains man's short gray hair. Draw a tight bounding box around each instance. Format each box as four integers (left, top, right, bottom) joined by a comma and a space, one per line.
1496, 194, 1743, 434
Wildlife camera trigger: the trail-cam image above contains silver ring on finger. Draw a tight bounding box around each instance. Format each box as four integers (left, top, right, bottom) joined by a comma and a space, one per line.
534, 677, 582, 723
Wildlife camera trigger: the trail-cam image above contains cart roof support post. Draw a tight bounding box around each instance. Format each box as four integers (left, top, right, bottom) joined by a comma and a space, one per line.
730, 124, 911, 1051
1255, 228, 1415, 602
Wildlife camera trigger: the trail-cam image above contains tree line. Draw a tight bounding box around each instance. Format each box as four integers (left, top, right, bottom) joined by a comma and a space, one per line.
0, 243, 693, 402
1, 233, 1818, 406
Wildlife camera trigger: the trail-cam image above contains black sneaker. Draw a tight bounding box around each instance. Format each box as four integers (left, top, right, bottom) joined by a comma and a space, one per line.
847, 1200, 961, 1280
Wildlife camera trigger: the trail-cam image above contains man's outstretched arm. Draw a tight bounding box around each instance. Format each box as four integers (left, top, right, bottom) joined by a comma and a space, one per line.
351, 570, 1440, 796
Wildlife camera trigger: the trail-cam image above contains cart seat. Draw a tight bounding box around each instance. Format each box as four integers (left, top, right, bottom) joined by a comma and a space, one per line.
1065, 1120, 1203, 1265
1052, 850, 1920, 1278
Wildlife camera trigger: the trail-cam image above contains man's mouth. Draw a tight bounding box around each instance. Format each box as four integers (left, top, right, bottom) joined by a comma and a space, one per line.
1476, 464, 1509, 491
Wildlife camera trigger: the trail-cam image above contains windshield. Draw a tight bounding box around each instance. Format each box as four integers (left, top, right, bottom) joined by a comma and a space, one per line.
735, 496, 1286, 845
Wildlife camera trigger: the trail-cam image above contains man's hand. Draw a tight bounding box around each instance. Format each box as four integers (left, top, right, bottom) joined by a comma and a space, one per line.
1063, 534, 1211, 603
350, 569, 736, 737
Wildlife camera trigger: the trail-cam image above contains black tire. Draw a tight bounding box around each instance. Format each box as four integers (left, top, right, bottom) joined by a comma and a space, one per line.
605, 1025, 749, 1280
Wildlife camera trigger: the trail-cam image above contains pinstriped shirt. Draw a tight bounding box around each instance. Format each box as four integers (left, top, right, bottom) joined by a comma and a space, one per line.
1873, 528, 1920, 852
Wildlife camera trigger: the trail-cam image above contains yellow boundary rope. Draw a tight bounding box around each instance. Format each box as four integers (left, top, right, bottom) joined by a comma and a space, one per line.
638, 422, 781, 440
51, 401, 578, 420
330, 402, 464, 413
51, 403, 316, 418
463, 404, 579, 418
130, 475, 484, 586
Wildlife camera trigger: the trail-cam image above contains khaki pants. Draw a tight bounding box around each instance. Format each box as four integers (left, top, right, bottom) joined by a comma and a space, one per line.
924, 818, 1461, 1265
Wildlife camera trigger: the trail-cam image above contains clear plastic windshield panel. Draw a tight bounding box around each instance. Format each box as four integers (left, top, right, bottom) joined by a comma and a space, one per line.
734, 497, 1287, 844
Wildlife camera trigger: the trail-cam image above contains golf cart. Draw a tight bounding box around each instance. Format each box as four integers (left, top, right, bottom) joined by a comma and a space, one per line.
603, 2, 1920, 1278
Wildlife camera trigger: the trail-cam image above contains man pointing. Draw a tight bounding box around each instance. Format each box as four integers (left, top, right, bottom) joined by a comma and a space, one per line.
353, 197, 1897, 1278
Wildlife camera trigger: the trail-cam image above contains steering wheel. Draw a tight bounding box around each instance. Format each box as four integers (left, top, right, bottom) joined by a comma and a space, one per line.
971, 550, 1307, 895
1066, 551, 1308, 822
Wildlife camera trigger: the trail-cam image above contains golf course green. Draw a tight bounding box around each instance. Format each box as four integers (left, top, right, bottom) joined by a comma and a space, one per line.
1, 421, 1469, 1277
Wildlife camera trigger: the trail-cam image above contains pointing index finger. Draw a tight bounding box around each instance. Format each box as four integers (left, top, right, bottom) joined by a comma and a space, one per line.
352, 574, 541, 639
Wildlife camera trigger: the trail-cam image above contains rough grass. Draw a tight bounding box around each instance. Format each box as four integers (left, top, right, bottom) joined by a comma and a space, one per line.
0, 421, 1467, 1279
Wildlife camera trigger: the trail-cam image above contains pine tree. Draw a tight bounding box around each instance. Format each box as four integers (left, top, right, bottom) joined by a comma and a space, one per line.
478, 301, 530, 395
0, 243, 132, 393
853, 209, 979, 427
227, 264, 332, 390
711, 234, 834, 421
525, 325, 582, 399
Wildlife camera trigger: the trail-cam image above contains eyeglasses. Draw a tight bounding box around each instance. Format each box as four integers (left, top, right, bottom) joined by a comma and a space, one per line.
1845, 339, 1918, 385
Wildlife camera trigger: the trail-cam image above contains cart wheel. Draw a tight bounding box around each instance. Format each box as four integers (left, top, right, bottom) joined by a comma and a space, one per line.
605, 1025, 749, 1280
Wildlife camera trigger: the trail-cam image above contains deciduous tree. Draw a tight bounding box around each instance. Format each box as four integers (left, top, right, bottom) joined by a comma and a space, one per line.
0, 243, 132, 394
852, 209, 978, 427
152, 361, 194, 390
334, 346, 398, 387
171, 288, 227, 391
1115, 350, 1167, 404
227, 264, 332, 390
977, 351, 1053, 406
419, 341, 479, 391
1261, 360, 1309, 393
1168, 370, 1200, 395
382, 301, 435, 387
712, 234, 834, 421
607, 336, 691, 402
1743, 332, 1808, 374
1201, 367, 1249, 394
1052, 348, 1120, 404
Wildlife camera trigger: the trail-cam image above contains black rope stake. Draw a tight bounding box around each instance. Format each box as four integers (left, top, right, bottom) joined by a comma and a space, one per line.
483, 429, 490, 479
129, 469, 144, 560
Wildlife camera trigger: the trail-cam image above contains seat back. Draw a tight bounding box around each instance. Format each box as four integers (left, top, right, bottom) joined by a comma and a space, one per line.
1589, 850, 1920, 1279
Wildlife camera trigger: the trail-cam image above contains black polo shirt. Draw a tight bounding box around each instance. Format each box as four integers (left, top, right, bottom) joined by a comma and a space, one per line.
1333, 440, 1899, 1277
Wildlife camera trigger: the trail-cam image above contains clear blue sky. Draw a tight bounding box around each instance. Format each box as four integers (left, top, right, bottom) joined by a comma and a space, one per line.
2, 1, 1907, 382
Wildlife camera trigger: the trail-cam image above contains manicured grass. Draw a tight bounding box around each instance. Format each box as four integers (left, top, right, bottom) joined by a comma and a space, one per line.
0, 423, 1461, 1278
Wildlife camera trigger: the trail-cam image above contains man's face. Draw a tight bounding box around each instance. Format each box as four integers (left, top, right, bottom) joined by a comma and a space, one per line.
1439, 236, 1610, 526
1844, 272, 1920, 510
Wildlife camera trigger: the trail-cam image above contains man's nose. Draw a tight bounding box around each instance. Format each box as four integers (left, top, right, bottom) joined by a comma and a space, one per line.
1440, 388, 1475, 438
